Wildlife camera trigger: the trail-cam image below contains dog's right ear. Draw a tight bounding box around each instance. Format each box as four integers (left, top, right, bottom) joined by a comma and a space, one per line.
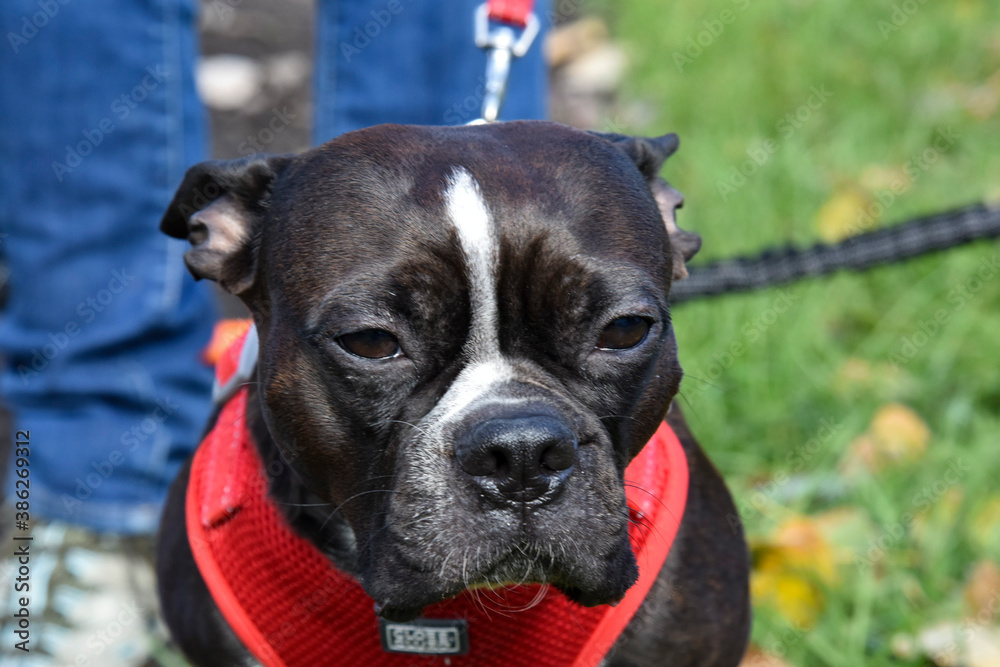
160, 155, 292, 295
592, 132, 701, 280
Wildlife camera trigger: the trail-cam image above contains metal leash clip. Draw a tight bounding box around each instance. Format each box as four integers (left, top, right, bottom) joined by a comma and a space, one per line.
471, 2, 540, 124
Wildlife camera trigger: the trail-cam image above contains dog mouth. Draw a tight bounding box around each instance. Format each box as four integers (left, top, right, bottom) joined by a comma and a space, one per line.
365, 528, 638, 623
359, 410, 639, 622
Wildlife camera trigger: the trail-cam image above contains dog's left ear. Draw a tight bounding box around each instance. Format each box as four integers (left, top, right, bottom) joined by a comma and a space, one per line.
160, 155, 292, 295
594, 132, 702, 280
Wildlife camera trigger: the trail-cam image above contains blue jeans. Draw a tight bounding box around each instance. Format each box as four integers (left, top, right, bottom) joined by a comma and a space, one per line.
0, 0, 546, 534
315, 0, 549, 140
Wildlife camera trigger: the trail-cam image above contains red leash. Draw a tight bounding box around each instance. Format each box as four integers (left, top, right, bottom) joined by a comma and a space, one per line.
187, 326, 689, 666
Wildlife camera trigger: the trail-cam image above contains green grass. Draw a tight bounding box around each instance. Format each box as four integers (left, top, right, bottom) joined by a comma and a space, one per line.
594, 0, 1000, 664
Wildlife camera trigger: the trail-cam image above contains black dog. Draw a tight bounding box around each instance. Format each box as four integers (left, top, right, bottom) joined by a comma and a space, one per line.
156, 121, 749, 666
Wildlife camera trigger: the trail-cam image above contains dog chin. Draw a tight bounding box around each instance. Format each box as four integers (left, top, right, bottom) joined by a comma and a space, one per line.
366, 538, 639, 623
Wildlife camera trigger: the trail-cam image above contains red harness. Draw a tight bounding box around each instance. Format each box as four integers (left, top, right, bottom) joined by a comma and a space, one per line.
187, 329, 689, 667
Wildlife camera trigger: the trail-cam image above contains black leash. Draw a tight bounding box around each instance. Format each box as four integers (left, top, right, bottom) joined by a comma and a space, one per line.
671, 203, 1000, 303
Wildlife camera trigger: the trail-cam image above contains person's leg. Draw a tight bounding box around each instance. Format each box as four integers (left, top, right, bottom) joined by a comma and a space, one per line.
314, 0, 549, 142
0, 0, 214, 534
0, 0, 213, 663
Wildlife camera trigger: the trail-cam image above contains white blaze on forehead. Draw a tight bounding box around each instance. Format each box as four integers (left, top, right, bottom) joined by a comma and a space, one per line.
445, 168, 499, 352
425, 167, 513, 428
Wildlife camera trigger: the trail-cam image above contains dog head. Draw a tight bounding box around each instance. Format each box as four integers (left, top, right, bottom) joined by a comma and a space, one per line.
162, 121, 699, 620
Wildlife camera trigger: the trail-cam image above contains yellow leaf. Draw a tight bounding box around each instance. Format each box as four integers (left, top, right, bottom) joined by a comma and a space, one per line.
840, 403, 929, 474
750, 516, 839, 627
814, 189, 874, 242
870, 403, 930, 461
751, 568, 824, 629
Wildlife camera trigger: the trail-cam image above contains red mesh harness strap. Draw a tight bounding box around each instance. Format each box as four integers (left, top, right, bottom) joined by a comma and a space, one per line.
187, 329, 689, 667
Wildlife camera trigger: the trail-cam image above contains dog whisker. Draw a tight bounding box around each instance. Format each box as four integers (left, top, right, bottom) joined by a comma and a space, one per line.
316, 488, 401, 534
623, 482, 685, 532
623, 482, 667, 509
439, 546, 457, 580
679, 373, 719, 390
368, 418, 431, 436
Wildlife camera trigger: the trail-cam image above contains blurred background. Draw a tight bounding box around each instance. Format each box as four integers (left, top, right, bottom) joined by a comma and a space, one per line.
189, 0, 999, 664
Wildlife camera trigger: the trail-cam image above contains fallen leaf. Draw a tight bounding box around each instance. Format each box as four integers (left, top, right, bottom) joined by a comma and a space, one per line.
751, 516, 838, 627
739, 645, 796, 667
751, 567, 825, 630
814, 188, 874, 242
870, 403, 930, 461
840, 403, 929, 474
964, 561, 1000, 622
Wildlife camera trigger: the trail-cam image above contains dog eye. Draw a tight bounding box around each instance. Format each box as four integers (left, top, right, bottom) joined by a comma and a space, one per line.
338, 329, 402, 359
597, 316, 650, 350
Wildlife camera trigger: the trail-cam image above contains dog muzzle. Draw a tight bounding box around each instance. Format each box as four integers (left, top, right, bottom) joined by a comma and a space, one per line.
187, 323, 689, 667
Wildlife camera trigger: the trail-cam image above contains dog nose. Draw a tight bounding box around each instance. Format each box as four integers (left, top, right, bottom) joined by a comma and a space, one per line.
455, 416, 578, 503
